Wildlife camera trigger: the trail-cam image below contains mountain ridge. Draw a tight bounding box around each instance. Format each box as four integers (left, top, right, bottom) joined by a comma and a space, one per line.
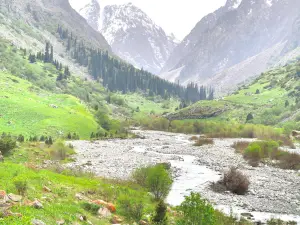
160, 0, 300, 94
75, 1, 178, 74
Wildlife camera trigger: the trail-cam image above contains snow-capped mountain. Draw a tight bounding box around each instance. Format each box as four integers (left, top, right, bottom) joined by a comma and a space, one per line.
160, 0, 300, 94
79, 0, 101, 31
74, 1, 178, 74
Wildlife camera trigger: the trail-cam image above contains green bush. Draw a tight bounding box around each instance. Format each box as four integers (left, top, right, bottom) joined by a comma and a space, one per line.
81, 202, 101, 215
49, 140, 74, 160
176, 192, 216, 225
13, 178, 28, 196
152, 200, 168, 225
117, 194, 144, 221
0, 137, 16, 155
132, 164, 173, 200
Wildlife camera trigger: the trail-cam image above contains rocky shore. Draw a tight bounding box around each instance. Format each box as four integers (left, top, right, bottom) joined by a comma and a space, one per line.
68, 130, 300, 223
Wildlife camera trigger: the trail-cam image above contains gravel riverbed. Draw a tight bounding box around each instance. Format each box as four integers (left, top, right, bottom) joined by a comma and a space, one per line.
68, 130, 300, 223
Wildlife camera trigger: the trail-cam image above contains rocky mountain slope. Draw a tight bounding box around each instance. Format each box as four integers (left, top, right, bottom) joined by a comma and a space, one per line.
160, 0, 300, 94
0, 0, 111, 78
76, 1, 178, 74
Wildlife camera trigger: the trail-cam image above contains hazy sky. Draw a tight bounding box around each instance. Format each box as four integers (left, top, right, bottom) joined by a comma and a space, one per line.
70, 0, 227, 40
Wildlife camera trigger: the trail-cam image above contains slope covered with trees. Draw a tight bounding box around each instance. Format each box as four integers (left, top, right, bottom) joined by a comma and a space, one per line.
166, 59, 300, 132
56, 26, 214, 103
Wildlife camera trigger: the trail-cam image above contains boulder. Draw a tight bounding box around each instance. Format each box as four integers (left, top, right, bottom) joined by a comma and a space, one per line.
92, 199, 107, 206
106, 203, 116, 213
31, 219, 46, 225
111, 215, 123, 224
98, 207, 112, 218
0, 190, 6, 199
291, 130, 300, 140
139, 220, 148, 225
32, 199, 43, 209
43, 186, 52, 192
7, 193, 22, 202
56, 219, 65, 225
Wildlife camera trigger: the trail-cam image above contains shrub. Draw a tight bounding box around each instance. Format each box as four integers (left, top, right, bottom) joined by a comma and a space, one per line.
132, 164, 173, 200
145, 165, 172, 200
0, 137, 16, 155
13, 179, 28, 196
117, 194, 144, 221
231, 141, 250, 153
267, 218, 297, 225
176, 192, 216, 225
81, 202, 100, 215
152, 200, 168, 225
49, 140, 74, 160
193, 138, 214, 146
246, 113, 254, 122
221, 168, 249, 195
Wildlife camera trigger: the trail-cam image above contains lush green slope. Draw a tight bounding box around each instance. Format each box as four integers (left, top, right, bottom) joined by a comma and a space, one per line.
0, 162, 154, 225
168, 61, 300, 131
0, 72, 97, 139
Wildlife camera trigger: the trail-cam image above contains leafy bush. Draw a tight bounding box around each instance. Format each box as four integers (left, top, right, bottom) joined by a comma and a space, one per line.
220, 168, 250, 195
49, 140, 74, 160
117, 194, 144, 221
152, 200, 168, 225
81, 202, 101, 215
193, 138, 214, 146
0, 137, 16, 155
267, 218, 297, 225
13, 178, 28, 196
176, 192, 216, 225
132, 164, 173, 200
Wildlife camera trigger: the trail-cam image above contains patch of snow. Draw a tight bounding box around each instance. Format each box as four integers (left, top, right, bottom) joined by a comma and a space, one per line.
265, 0, 273, 7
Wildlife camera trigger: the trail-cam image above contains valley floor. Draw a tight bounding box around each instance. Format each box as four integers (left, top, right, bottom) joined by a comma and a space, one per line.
68, 130, 300, 224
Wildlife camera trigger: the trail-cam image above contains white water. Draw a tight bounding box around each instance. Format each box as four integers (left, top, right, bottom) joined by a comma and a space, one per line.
166, 155, 220, 206
163, 153, 300, 224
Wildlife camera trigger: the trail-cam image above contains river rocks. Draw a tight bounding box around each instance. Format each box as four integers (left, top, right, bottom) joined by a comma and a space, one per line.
68, 130, 300, 222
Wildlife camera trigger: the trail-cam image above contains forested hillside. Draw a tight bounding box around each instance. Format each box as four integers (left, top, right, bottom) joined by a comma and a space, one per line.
167, 59, 300, 131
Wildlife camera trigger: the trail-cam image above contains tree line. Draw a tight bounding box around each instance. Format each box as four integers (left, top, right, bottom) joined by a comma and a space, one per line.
28, 42, 71, 81
56, 25, 214, 102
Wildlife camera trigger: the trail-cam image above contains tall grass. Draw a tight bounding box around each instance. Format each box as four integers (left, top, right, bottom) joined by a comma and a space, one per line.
140, 117, 293, 145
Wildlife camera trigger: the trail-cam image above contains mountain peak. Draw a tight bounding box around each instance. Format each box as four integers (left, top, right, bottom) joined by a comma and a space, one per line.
225, 0, 243, 10
73, 1, 177, 74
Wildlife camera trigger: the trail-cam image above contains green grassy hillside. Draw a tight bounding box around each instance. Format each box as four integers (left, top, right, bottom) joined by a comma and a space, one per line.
168, 61, 300, 131
0, 72, 98, 139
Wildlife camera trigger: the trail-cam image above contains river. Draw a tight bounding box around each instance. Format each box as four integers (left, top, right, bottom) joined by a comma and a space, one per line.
68, 130, 300, 224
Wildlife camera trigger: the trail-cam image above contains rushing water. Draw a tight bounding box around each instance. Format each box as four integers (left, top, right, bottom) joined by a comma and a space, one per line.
71, 131, 300, 224
163, 152, 300, 224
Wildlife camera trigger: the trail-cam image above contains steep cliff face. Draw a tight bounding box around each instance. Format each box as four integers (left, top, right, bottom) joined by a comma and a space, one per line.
74, 1, 178, 74
0, 0, 111, 51
160, 0, 300, 93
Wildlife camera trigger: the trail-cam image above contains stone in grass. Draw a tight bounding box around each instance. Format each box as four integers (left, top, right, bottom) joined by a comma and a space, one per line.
98, 207, 112, 218
111, 215, 123, 224
31, 219, 46, 225
7, 193, 22, 202
56, 219, 65, 225
32, 199, 43, 209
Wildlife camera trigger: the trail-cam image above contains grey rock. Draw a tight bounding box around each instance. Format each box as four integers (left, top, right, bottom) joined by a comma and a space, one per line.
31, 219, 46, 225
